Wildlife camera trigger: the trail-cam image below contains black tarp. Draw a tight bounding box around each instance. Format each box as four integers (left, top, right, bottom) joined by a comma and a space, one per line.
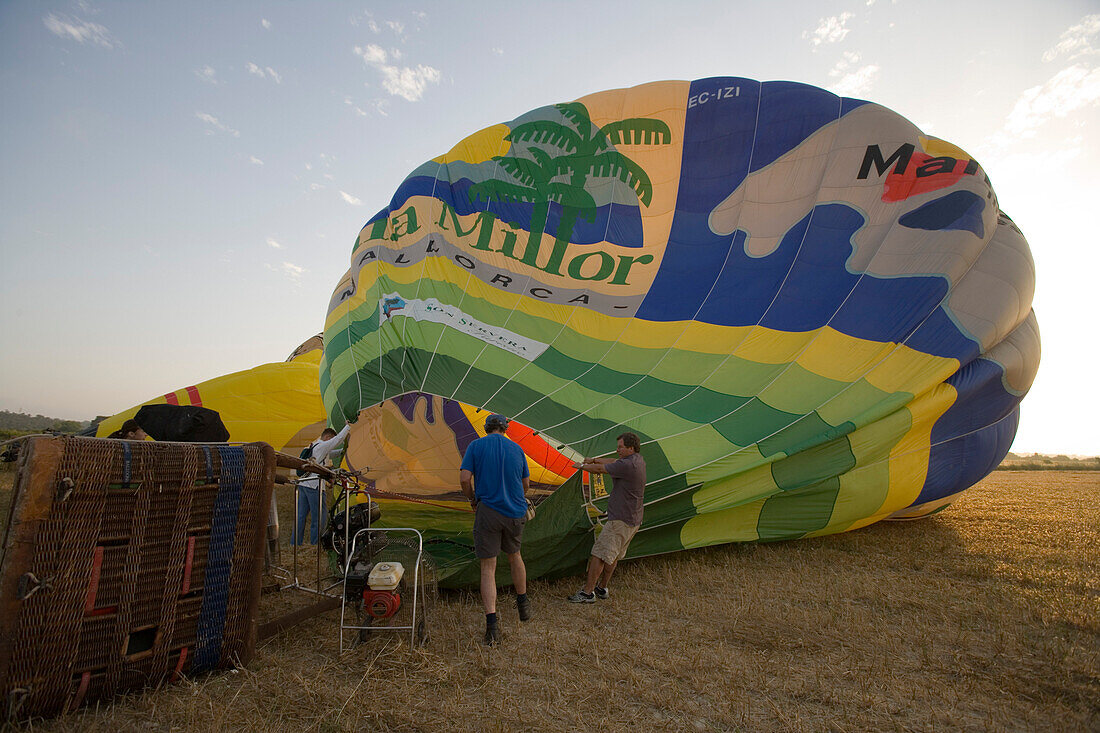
134, 404, 230, 442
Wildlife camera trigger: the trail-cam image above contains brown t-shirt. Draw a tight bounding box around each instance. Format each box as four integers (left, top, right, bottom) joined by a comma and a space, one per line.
605, 452, 646, 526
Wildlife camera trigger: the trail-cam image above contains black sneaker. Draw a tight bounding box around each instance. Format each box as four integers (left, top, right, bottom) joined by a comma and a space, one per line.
567, 589, 595, 604
593, 586, 609, 600
517, 595, 532, 622
483, 623, 501, 646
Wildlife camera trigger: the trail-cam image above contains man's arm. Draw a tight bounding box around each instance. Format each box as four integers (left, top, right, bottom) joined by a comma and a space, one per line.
460, 469, 476, 506
572, 457, 612, 474
522, 475, 531, 497
312, 423, 352, 463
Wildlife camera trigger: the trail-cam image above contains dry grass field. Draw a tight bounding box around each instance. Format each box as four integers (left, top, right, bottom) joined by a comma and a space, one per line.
2, 467, 1097, 732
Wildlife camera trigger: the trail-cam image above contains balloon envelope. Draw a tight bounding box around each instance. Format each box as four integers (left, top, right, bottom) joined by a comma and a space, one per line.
322, 77, 1038, 585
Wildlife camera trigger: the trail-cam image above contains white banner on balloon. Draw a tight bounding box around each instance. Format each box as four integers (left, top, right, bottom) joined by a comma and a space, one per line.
378, 293, 549, 361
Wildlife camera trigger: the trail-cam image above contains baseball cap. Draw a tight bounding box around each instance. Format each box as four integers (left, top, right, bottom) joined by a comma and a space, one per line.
484, 413, 509, 431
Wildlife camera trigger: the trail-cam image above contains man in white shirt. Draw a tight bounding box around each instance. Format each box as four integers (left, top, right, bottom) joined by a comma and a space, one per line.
293, 422, 351, 545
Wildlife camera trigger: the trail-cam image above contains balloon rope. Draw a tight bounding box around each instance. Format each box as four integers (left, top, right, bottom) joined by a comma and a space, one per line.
364, 486, 474, 513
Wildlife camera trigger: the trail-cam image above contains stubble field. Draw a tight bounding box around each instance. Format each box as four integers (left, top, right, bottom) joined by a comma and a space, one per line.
2, 468, 1097, 732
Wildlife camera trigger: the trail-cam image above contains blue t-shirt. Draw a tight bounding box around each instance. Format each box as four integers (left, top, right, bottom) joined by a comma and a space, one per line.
460, 433, 529, 518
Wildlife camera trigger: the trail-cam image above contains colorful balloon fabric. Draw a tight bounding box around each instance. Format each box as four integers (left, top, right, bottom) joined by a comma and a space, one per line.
91, 336, 574, 511
345, 393, 574, 498
321, 77, 1040, 586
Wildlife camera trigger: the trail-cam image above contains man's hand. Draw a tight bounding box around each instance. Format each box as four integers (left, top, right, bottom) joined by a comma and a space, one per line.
460, 468, 476, 506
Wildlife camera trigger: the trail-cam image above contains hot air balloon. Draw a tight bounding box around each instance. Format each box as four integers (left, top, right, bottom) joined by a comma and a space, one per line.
93, 336, 330, 453
321, 77, 1038, 587
89, 338, 574, 503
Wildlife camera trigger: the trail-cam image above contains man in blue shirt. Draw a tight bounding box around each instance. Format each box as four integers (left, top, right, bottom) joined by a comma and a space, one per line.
460, 413, 532, 645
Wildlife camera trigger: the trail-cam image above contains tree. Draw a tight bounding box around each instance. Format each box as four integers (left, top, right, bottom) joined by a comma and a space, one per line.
469, 102, 671, 275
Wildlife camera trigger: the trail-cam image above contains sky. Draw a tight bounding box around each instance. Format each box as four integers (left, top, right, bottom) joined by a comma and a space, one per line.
1, 0, 1097, 456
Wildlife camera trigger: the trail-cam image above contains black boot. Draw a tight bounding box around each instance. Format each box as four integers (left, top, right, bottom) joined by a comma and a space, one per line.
517, 593, 532, 622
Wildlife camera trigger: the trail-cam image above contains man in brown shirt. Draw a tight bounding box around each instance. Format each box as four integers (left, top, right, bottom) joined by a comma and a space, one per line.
568, 432, 646, 603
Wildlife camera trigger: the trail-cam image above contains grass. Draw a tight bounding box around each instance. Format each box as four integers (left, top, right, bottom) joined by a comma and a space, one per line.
2, 466, 1097, 731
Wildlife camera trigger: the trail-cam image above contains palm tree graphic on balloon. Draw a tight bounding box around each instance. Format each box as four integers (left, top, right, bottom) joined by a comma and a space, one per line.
469, 102, 672, 276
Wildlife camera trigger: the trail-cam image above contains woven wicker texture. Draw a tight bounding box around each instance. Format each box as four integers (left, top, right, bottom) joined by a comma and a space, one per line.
0, 437, 274, 721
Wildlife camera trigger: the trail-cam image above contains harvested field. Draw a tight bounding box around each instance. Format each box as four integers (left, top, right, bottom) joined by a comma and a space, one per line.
2, 468, 1097, 731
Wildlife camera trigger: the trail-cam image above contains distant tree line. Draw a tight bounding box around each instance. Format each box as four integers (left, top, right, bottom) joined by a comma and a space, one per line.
997, 452, 1100, 471
0, 410, 88, 439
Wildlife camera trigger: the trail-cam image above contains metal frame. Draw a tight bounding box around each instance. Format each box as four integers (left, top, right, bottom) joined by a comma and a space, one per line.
275, 475, 367, 598
338, 527, 426, 650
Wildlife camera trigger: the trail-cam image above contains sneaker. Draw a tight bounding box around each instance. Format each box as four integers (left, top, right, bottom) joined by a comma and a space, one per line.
483, 623, 501, 646
567, 589, 595, 604
593, 586, 609, 600
517, 595, 532, 622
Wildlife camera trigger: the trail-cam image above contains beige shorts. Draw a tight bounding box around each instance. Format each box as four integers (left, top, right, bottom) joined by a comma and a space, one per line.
591, 520, 639, 565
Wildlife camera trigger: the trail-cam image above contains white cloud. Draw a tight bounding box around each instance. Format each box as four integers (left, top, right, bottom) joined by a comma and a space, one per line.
250, 156, 264, 166
827, 64, 880, 97
803, 13, 854, 48
413, 11, 427, 20
345, 96, 370, 116
354, 44, 440, 101
356, 43, 388, 64
386, 20, 405, 35
340, 191, 363, 206
195, 65, 219, 84
247, 62, 281, 83
1043, 14, 1100, 62
1003, 64, 1100, 137
261, 18, 271, 30
266, 237, 283, 249
492, 47, 504, 56
43, 13, 116, 48
351, 10, 380, 32
310, 182, 325, 191
826, 52, 879, 96
828, 51, 862, 77
267, 261, 305, 285
978, 63, 1100, 159
195, 112, 240, 137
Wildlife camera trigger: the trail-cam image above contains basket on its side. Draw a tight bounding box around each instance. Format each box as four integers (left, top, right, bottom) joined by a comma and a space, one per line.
0, 436, 274, 721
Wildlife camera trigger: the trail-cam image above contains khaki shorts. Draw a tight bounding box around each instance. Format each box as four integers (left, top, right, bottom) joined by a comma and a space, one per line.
591, 520, 639, 565
473, 503, 525, 558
